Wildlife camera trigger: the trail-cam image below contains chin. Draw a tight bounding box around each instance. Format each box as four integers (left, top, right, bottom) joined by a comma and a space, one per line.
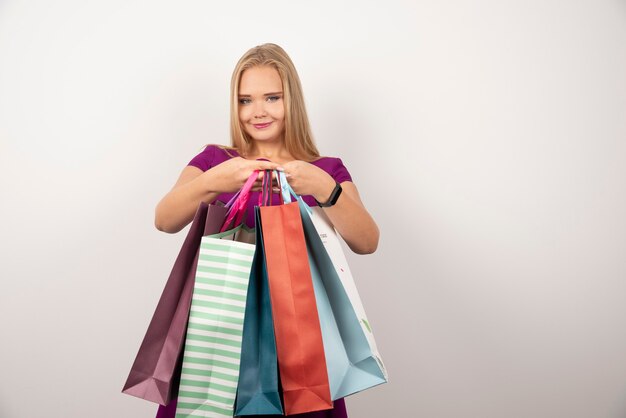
247, 132, 282, 143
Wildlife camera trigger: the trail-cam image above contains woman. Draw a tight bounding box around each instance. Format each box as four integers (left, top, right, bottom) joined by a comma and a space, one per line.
155, 43, 379, 417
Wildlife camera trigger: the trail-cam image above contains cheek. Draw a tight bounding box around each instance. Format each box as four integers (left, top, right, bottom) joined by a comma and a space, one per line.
238, 107, 250, 123
238, 110, 251, 134
272, 105, 285, 121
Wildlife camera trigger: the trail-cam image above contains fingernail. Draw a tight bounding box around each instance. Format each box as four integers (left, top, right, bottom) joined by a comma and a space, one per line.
276, 167, 284, 171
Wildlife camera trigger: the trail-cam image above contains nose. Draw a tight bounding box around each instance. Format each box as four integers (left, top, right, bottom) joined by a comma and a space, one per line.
253, 101, 267, 118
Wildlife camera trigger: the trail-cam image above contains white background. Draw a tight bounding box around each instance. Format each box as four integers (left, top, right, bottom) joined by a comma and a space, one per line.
1, 1, 626, 417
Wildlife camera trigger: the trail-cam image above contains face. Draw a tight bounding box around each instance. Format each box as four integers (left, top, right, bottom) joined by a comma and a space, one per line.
238, 65, 285, 144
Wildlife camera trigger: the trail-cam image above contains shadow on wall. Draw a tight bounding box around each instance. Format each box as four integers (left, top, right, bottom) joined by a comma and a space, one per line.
342, 188, 422, 416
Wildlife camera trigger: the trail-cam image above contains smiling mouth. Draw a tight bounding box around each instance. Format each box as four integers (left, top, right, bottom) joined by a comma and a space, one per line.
253, 122, 272, 129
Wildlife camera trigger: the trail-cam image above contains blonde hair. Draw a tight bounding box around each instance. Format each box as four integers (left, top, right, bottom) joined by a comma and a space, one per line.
229, 43, 320, 161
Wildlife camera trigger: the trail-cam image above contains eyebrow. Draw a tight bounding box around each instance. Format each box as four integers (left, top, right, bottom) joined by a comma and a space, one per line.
238, 92, 283, 97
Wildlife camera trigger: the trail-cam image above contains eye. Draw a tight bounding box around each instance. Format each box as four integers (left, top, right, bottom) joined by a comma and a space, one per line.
266, 95, 282, 103
239, 98, 251, 105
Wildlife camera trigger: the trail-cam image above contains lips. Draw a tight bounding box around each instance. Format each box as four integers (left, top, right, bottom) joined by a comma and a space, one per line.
253, 122, 272, 129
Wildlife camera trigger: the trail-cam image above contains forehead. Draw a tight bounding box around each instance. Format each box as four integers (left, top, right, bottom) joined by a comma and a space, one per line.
239, 66, 283, 94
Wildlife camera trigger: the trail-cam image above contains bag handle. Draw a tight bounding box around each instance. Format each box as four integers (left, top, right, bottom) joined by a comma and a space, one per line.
277, 171, 312, 215
259, 170, 287, 207
220, 171, 259, 232
259, 170, 273, 207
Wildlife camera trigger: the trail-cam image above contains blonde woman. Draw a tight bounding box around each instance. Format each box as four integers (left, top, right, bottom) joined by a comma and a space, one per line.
155, 43, 379, 417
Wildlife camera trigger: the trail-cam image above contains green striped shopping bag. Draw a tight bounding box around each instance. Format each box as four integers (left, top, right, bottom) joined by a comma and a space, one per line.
175, 236, 255, 418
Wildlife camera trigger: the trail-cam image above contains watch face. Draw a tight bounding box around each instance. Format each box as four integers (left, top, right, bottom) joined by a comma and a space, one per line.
330, 183, 342, 204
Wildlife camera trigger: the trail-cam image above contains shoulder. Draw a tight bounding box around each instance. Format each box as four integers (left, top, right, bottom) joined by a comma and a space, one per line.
188, 144, 239, 172
310, 156, 353, 183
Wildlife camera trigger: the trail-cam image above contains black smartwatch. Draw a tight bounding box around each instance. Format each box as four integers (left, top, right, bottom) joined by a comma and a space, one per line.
315, 182, 342, 207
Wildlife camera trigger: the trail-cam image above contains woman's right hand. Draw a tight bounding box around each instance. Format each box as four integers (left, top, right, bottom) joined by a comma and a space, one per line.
203, 157, 280, 194
155, 157, 280, 233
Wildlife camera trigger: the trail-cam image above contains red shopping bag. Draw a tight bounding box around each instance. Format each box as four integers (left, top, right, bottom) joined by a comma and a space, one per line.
260, 201, 332, 415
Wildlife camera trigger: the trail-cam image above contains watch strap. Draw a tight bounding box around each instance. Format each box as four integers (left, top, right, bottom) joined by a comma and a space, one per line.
315, 181, 342, 207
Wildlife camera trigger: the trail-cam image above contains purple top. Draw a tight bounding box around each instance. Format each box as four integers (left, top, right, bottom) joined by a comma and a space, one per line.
188, 145, 353, 228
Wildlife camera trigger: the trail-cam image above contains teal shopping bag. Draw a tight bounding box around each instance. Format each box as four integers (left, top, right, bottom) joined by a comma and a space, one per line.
278, 172, 388, 400
234, 207, 283, 415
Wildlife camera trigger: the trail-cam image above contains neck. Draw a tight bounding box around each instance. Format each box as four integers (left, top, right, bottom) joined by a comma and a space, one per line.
246, 140, 293, 161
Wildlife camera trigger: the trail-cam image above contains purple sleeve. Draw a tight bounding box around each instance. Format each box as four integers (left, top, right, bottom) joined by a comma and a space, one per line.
314, 157, 353, 183
187, 145, 217, 172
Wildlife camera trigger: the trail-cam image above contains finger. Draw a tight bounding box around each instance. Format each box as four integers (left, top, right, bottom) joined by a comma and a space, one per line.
254, 160, 281, 171
253, 177, 264, 188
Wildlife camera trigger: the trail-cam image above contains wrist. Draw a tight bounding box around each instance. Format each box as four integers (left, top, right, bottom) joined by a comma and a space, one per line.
314, 180, 342, 207
202, 169, 231, 195
312, 178, 336, 201
202, 169, 219, 194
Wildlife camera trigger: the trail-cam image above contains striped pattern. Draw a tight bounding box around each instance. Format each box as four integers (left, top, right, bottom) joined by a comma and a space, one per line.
176, 238, 255, 418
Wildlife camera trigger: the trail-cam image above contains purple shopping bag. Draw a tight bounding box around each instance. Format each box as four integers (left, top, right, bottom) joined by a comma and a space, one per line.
123, 172, 259, 405
122, 202, 228, 405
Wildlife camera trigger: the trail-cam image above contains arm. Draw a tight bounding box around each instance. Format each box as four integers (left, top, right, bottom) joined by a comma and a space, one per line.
280, 161, 379, 255
155, 157, 280, 233
317, 181, 380, 255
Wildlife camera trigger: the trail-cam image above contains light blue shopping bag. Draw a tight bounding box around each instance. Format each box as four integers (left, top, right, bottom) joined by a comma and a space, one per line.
277, 172, 388, 400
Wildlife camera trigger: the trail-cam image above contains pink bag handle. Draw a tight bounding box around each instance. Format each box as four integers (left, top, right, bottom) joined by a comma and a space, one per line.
258, 170, 269, 207
220, 171, 259, 232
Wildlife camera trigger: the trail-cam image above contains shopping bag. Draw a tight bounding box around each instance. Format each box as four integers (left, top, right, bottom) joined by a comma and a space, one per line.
156, 176, 280, 418
124, 171, 258, 407
174, 232, 255, 417
234, 207, 283, 416
174, 171, 260, 416
260, 186, 332, 415
278, 172, 388, 399
123, 202, 227, 405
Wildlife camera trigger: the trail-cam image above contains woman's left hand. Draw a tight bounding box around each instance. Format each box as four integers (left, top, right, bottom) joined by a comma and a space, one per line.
279, 160, 336, 202
280, 160, 379, 254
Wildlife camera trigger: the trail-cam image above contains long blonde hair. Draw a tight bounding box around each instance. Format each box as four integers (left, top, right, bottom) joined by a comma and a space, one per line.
229, 43, 320, 161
